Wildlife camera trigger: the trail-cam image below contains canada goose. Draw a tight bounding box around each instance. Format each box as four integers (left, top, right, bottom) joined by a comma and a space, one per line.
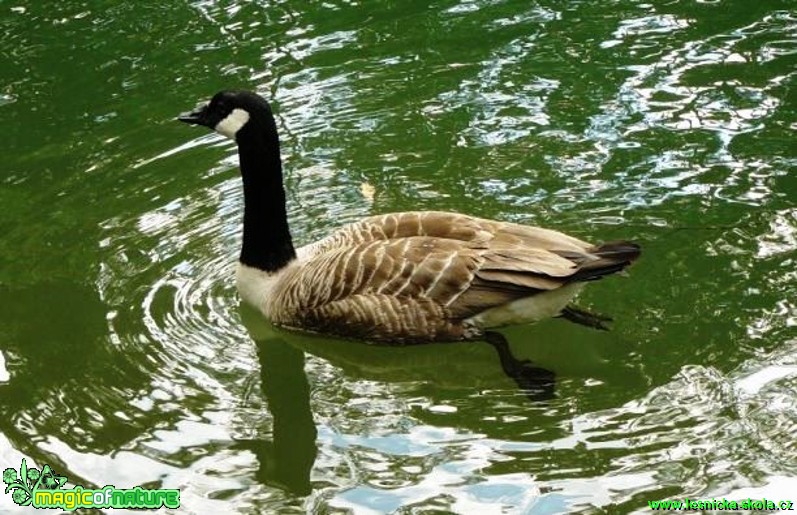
179, 90, 640, 396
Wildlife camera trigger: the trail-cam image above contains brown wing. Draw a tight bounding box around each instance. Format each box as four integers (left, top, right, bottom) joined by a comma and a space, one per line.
274, 236, 483, 320
273, 211, 639, 342
274, 237, 479, 342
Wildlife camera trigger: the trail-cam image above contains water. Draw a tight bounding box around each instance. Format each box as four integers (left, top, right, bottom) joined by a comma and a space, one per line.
1, 0, 795, 513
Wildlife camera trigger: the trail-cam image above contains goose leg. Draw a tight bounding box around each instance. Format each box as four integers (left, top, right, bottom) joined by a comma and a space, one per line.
484, 331, 555, 401
559, 305, 612, 331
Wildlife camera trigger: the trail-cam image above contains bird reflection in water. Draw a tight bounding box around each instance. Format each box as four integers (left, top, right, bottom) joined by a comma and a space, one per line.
233, 335, 317, 496
235, 304, 558, 495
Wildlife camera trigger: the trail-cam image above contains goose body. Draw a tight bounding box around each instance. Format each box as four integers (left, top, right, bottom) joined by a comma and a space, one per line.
179, 90, 640, 345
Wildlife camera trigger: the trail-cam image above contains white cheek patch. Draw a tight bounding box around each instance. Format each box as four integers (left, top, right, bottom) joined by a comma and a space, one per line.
215, 108, 250, 138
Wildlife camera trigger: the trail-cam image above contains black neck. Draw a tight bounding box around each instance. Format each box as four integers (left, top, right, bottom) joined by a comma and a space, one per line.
236, 123, 296, 272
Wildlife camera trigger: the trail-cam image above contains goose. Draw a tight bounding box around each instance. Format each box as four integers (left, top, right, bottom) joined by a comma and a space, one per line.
178, 90, 640, 396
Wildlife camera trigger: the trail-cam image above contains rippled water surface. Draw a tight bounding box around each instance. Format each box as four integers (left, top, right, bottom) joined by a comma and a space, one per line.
2, 1, 796, 513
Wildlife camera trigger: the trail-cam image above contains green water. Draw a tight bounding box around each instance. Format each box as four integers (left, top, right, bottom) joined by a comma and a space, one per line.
1, 0, 796, 513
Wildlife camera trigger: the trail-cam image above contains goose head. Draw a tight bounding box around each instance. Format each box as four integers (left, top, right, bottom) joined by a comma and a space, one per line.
178, 90, 274, 140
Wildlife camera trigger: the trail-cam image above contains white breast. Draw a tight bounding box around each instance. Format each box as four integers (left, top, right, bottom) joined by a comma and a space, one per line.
236, 263, 280, 314
235, 243, 315, 316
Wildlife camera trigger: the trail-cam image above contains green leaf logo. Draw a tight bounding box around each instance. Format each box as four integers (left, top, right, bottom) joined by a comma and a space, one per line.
5, 458, 180, 510
4, 459, 67, 507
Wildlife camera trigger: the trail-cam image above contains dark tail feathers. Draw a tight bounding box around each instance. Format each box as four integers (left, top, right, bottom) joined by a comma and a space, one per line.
592, 241, 641, 262
568, 241, 641, 282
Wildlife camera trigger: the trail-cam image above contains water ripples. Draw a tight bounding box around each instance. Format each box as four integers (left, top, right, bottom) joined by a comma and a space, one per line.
93, 0, 797, 511
2, 0, 795, 512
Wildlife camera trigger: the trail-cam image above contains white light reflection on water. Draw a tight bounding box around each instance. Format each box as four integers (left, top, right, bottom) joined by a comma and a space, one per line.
7, 1, 786, 513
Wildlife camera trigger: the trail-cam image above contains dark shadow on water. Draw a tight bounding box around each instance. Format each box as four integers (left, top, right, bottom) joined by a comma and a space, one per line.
235, 303, 564, 495
485, 331, 556, 401
233, 335, 317, 496
239, 304, 557, 403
